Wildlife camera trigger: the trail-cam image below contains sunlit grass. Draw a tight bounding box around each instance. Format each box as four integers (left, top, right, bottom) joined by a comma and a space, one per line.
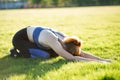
0, 6, 120, 80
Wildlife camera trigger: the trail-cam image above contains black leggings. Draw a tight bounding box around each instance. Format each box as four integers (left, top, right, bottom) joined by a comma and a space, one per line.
12, 28, 38, 57
12, 28, 58, 58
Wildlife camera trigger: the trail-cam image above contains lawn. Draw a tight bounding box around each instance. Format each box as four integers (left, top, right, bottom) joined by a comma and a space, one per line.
0, 6, 120, 80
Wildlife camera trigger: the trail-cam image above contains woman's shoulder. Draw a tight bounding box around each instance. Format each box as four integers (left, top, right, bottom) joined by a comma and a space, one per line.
41, 29, 58, 41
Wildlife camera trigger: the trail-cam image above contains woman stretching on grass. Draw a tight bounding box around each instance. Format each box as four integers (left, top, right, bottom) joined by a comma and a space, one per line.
10, 26, 111, 63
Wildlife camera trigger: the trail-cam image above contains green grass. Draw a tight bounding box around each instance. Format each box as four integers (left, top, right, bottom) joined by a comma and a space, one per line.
0, 6, 120, 80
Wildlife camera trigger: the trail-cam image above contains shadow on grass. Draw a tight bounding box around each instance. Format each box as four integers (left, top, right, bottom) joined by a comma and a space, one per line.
0, 55, 69, 79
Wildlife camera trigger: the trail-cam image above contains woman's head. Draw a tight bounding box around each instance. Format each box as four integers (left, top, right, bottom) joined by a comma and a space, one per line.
63, 36, 82, 56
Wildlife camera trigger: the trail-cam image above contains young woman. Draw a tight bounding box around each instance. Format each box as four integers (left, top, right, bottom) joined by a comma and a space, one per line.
10, 26, 111, 63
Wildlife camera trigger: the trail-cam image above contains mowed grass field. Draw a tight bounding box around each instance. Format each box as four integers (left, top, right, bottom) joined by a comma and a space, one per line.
0, 6, 120, 80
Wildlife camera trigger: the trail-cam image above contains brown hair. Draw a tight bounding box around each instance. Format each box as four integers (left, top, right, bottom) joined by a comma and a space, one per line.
63, 36, 81, 56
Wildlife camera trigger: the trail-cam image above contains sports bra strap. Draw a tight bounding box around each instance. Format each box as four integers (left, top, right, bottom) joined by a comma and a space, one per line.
33, 27, 48, 50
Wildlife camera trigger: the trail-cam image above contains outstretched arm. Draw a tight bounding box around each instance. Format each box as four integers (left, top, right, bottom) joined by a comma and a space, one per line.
80, 51, 111, 62
44, 31, 106, 62
42, 30, 110, 62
